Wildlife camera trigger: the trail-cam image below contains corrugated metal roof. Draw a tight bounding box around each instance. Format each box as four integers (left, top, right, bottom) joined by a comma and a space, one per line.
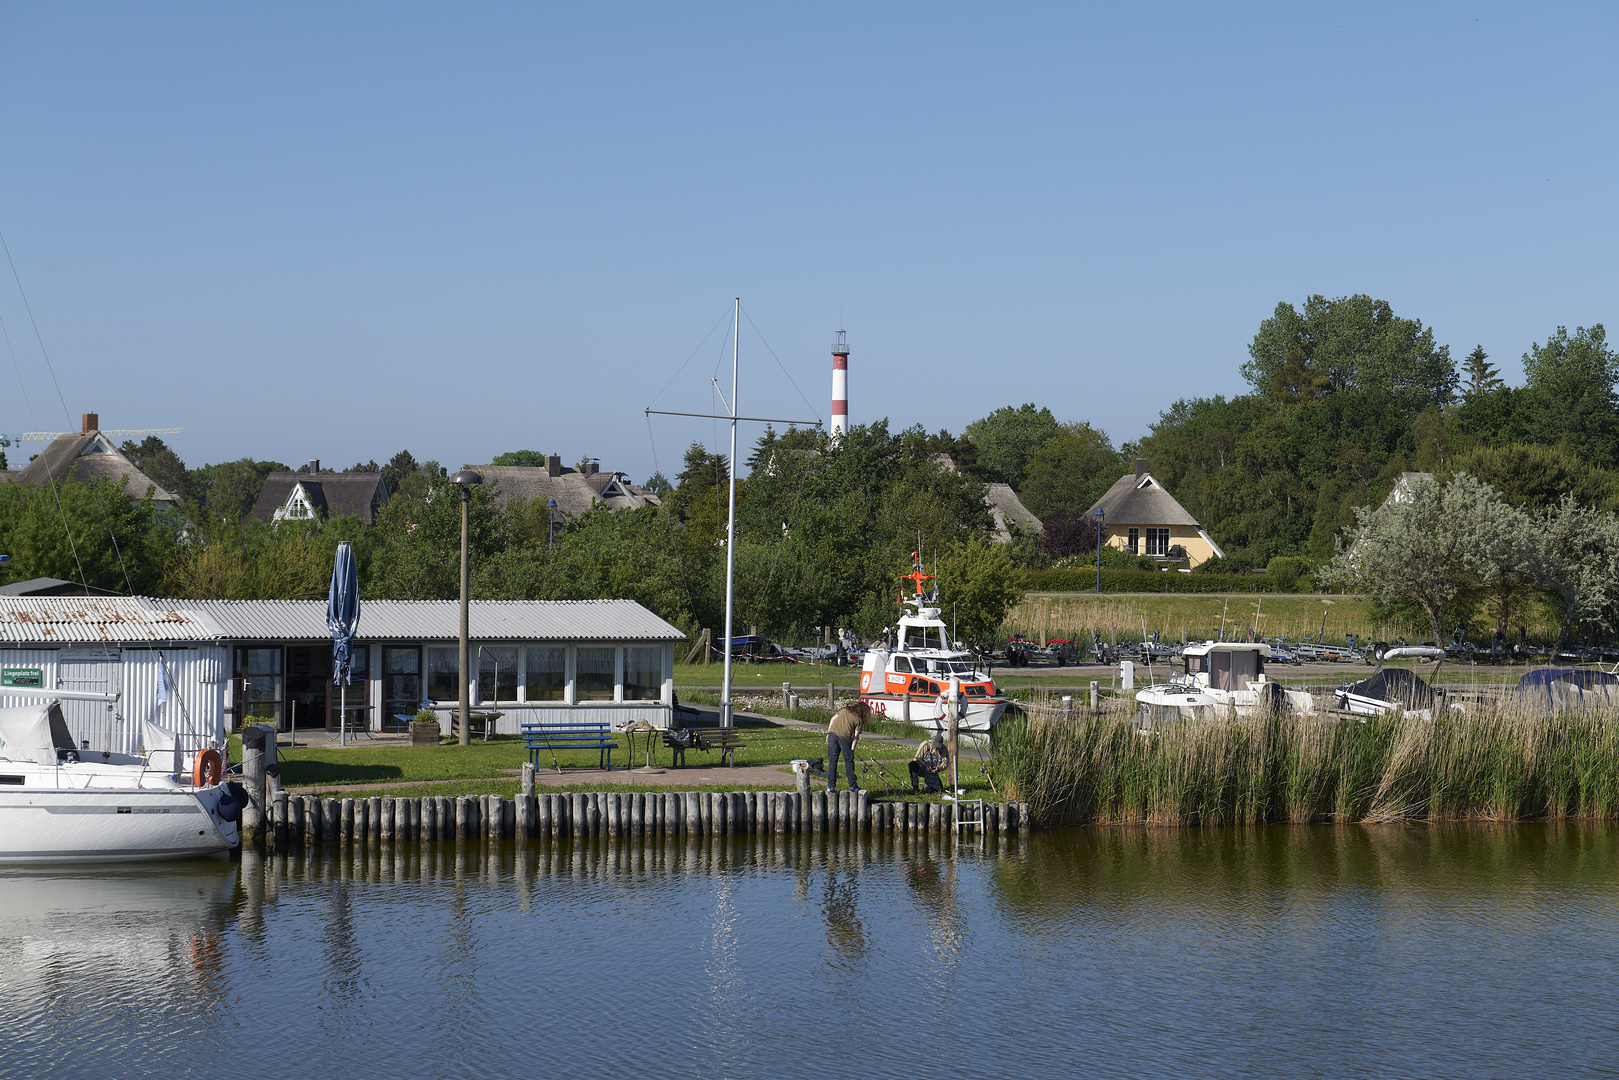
0, 597, 221, 643
186, 599, 686, 642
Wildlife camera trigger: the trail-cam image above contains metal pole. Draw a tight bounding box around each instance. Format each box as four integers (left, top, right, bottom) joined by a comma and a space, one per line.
721, 297, 739, 729
1095, 508, 1104, 594
459, 486, 472, 746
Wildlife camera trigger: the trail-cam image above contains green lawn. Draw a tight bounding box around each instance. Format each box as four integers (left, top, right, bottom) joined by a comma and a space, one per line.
244, 715, 1001, 801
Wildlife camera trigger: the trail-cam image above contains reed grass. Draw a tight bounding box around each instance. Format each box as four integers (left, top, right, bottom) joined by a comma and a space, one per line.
993, 694, 1619, 827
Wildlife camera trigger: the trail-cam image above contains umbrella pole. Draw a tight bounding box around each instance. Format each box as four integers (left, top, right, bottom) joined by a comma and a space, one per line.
340, 681, 346, 748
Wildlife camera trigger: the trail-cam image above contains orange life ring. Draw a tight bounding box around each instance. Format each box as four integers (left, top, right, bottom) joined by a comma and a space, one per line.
193, 748, 225, 788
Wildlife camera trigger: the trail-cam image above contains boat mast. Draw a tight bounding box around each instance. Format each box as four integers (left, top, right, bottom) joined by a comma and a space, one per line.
721, 298, 740, 729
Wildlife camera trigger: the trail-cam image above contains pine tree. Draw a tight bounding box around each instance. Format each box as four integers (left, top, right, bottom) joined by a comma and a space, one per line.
1463, 344, 1503, 399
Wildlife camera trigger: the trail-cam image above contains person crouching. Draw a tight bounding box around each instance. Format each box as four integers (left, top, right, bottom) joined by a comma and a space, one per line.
909, 734, 947, 794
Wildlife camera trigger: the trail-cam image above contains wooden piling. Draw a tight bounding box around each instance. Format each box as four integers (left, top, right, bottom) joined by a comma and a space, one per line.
812, 790, 826, 833
521, 761, 535, 797
368, 796, 382, 842
381, 798, 394, 842
516, 792, 531, 839
273, 791, 289, 847
240, 726, 268, 847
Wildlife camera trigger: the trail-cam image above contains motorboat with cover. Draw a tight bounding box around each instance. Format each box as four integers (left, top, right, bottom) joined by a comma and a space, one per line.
0, 695, 243, 863
1176, 642, 1315, 715
859, 554, 1009, 739
1335, 648, 1453, 718
1513, 668, 1619, 712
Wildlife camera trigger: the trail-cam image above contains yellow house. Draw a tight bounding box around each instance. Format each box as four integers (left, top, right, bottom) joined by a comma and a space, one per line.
1088, 460, 1224, 570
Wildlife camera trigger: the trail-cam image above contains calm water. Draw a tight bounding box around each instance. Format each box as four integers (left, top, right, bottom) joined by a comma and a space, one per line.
4, 825, 1619, 1079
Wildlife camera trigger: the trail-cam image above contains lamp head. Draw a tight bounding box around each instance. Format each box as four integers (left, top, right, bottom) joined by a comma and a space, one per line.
547, 498, 557, 509
449, 469, 483, 500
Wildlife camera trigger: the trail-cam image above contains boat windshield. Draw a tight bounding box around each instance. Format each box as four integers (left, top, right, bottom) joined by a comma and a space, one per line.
925, 659, 978, 676
904, 625, 947, 651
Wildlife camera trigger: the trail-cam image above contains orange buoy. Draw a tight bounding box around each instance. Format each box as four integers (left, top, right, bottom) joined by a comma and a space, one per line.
193, 747, 224, 787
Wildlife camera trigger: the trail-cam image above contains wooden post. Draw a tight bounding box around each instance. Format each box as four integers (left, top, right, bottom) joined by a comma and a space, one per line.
288, 794, 305, 845
322, 798, 338, 844
368, 796, 382, 842
856, 790, 869, 833
272, 791, 288, 848
454, 796, 468, 840
338, 796, 354, 847
502, 797, 514, 840
587, 793, 601, 837
568, 794, 582, 839
812, 790, 826, 833
521, 761, 535, 797
827, 683, 835, 709
381, 798, 395, 842
240, 725, 268, 847
306, 796, 322, 845
516, 791, 531, 840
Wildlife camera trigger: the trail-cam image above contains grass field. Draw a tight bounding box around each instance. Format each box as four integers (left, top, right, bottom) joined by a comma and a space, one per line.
244, 713, 998, 801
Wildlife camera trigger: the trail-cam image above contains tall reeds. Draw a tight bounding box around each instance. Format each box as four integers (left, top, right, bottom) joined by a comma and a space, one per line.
994, 696, 1619, 826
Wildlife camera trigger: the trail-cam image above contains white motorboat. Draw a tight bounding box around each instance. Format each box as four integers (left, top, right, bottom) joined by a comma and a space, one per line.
1178, 641, 1315, 715
0, 696, 242, 864
1135, 681, 1220, 727
858, 555, 1009, 740
1335, 649, 1453, 718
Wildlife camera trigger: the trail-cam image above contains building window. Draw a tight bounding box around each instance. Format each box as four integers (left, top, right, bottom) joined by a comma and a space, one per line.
477, 645, 518, 703
426, 646, 459, 703
382, 646, 421, 729
524, 647, 566, 701
1127, 528, 1140, 554
576, 646, 616, 701
624, 647, 662, 701
1146, 528, 1170, 556
235, 646, 282, 724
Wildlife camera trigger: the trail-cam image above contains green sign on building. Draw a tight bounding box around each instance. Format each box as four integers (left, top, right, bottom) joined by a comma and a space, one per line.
2, 667, 43, 688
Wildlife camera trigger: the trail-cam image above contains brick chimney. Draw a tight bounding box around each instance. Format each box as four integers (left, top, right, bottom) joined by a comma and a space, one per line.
1135, 457, 1148, 479
308, 459, 320, 474
81, 413, 98, 434
585, 459, 599, 477
546, 454, 562, 477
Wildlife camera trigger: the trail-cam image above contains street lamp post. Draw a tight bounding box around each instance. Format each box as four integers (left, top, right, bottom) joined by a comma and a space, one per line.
547, 497, 557, 550
450, 469, 483, 746
1095, 508, 1105, 595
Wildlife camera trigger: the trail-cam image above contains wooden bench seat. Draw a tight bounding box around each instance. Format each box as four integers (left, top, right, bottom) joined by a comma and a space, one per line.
521, 722, 618, 771
663, 726, 745, 767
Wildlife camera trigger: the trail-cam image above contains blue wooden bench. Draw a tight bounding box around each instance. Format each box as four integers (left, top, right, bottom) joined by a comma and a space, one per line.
522, 721, 618, 772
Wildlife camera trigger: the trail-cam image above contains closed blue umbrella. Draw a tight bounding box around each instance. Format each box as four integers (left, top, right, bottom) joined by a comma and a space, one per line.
327, 541, 360, 747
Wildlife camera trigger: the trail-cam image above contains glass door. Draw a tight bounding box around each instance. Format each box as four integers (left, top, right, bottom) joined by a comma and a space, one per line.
383, 646, 422, 731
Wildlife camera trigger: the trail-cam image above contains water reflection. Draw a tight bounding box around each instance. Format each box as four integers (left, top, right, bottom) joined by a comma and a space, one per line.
3, 825, 1618, 1079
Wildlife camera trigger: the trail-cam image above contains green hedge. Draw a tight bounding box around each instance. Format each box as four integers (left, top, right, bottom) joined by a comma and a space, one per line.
1024, 567, 1319, 594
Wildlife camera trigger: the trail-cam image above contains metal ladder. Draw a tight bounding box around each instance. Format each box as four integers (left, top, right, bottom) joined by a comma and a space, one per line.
953, 797, 986, 848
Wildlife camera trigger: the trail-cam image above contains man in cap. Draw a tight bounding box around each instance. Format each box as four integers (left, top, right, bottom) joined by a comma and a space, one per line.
909, 734, 947, 794
825, 701, 871, 793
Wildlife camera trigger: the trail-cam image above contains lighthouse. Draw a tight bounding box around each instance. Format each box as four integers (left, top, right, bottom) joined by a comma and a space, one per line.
830, 328, 849, 439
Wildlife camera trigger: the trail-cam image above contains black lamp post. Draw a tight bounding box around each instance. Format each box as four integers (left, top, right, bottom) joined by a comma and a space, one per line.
1094, 507, 1105, 595
449, 469, 483, 746
547, 497, 557, 550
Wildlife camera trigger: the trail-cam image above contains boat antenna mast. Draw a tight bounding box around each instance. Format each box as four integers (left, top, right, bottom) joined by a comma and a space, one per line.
645, 298, 821, 728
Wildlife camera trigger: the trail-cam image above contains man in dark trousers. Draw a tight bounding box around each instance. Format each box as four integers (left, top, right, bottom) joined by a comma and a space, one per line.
909, 734, 946, 794
826, 701, 871, 793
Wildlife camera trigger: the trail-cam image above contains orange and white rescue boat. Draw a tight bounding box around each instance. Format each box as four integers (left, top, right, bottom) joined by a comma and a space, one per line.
858, 557, 1009, 741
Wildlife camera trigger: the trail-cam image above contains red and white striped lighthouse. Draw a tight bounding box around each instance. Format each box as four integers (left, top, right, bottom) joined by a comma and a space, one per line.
831, 328, 850, 439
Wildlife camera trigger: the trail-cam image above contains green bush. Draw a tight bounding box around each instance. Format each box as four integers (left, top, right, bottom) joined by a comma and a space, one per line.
1024, 567, 1307, 593
1267, 556, 1305, 591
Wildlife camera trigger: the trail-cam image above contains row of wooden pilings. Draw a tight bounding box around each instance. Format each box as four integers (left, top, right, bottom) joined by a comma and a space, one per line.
265, 786, 1030, 848
238, 726, 1031, 850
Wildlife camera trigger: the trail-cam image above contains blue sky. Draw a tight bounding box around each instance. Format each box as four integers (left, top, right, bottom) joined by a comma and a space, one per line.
1, 3, 1614, 483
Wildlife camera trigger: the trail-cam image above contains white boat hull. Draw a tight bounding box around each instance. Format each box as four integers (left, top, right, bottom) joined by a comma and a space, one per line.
859, 694, 1007, 740
0, 787, 239, 864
